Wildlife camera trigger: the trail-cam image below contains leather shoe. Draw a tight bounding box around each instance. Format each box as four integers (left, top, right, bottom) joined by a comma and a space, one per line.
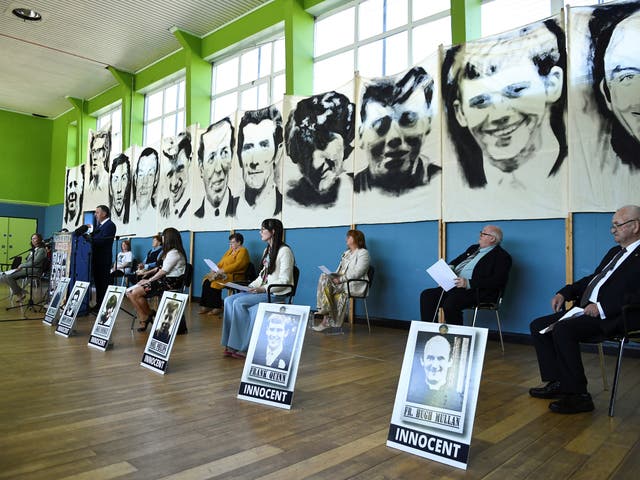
529, 381, 562, 399
549, 393, 594, 414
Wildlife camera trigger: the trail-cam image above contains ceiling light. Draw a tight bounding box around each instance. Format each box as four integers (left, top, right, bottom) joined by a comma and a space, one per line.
12, 7, 42, 21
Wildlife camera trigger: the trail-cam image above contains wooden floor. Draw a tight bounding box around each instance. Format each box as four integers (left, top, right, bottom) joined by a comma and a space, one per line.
1, 288, 639, 480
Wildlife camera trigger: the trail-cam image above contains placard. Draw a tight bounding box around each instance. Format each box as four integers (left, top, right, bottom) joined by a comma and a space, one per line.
387, 322, 487, 470
55, 281, 90, 337
43, 277, 70, 326
237, 303, 309, 409
140, 291, 189, 374
88, 285, 126, 350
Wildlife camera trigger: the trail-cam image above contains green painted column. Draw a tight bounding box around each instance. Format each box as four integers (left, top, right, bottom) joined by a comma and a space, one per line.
451, 0, 482, 44
108, 67, 144, 150
172, 29, 212, 129
283, 0, 314, 96
66, 96, 95, 166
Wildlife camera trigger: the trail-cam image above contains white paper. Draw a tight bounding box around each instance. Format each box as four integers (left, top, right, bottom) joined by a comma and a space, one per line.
224, 282, 251, 292
539, 306, 585, 334
318, 265, 333, 275
426, 259, 457, 291
1, 269, 18, 276
204, 258, 219, 272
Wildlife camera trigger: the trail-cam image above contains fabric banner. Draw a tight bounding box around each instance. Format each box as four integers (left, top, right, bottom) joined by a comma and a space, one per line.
128, 143, 161, 237
282, 82, 356, 228
442, 15, 568, 221
568, 2, 640, 212
353, 55, 442, 224
231, 102, 286, 229
63, 164, 86, 231
84, 127, 112, 209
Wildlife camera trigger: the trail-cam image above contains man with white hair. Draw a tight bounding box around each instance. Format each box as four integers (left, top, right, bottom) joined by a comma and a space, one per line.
420, 225, 512, 325
529, 205, 640, 414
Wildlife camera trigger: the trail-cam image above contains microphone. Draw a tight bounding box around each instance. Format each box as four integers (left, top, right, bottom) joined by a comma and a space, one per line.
74, 224, 89, 235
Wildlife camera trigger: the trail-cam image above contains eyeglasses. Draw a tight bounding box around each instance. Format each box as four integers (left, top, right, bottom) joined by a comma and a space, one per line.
611, 219, 639, 230
479, 231, 495, 238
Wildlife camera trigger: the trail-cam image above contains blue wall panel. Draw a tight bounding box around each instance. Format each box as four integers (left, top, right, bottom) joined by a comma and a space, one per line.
448, 219, 566, 334
43, 204, 63, 238
573, 212, 615, 281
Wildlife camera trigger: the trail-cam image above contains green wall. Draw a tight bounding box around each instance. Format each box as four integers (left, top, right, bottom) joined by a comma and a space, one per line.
0, 110, 53, 205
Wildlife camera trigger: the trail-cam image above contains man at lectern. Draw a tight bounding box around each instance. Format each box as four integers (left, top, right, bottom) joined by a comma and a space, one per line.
91, 205, 116, 311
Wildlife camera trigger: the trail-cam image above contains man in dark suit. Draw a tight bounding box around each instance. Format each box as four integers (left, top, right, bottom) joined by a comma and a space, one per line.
529, 205, 640, 414
420, 225, 512, 324
91, 205, 116, 311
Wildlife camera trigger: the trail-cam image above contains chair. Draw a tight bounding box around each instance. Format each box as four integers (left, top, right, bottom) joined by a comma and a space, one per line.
599, 303, 640, 417
224, 262, 257, 295
465, 288, 505, 353
130, 263, 193, 332
347, 265, 374, 333
266, 265, 299, 304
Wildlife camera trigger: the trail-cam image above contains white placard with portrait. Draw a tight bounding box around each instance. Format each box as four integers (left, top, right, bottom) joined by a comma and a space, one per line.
44, 277, 70, 326
238, 303, 309, 409
88, 285, 127, 351
55, 281, 90, 337
140, 291, 189, 374
387, 321, 487, 470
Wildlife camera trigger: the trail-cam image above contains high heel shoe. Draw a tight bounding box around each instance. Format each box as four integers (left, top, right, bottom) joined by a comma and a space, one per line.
137, 312, 155, 332
312, 316, 332, 332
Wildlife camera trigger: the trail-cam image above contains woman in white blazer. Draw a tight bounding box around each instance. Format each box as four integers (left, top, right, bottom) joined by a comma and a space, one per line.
313, 229, 370, 331
221, 218, 295, 357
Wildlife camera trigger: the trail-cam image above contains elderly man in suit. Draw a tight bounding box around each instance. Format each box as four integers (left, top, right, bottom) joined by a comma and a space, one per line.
420, 225, 512, 324
529, 205, 640, 414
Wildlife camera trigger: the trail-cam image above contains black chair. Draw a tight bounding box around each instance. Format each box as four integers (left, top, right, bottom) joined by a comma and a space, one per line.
267, 265, 300, 304
598, 303, 640, 417
225, 262, 257, 295
346, 265, 374, 333
464, 288, 505, 353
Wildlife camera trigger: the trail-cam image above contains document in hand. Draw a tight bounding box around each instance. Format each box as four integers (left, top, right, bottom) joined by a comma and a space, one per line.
224, 282, 251, 292
318, 265, 333, 275
204, 258, 219, 272
539, 306, 585, 334
426, 259, 457, 291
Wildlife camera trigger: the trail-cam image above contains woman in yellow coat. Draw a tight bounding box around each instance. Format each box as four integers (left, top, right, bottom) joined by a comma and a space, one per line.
199, 233, 250, 315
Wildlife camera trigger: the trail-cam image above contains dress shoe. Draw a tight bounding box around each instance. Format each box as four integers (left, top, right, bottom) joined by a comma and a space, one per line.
231, 351, 246, 359
208, 308, 223, 316
198, 307, 212, 315
549, 393, 594, 414
529, 381, 562, 399
223, 348, 234, 357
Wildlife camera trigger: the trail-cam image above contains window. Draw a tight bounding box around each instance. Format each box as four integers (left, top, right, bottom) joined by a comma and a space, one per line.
96, 105, 122, 155
143, 79, 185, 145
211, 38, 285, 123
482, 0, 551, 37
314, 0, 451, 93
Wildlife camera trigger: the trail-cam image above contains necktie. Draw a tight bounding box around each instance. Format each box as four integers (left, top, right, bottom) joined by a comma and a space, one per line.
454, 250, 479, 275
579, 248, 626, 307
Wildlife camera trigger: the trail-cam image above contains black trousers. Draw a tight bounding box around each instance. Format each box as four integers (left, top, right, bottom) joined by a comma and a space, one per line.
419, 286, 476, 324
530, 312, 606, 394
200, 281, 223, 308
92, 260, 110, 308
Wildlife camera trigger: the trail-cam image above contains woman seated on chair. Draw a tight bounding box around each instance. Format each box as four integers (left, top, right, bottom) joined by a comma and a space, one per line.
221, 218, 294, 358
313, 229, 370, 331
199, 232, 250, 316
0, 233, 47, 302
110, 239, 134, 284
126, 227, 186, 332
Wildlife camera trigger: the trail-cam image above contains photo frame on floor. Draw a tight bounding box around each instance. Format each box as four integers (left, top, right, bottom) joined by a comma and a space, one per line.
54, 281, 90, 337
88, 285, 126, 351
238, 303, 309, 409
387, 321, 488, 470
43, 277, 70, 326
140, 291, 188, 374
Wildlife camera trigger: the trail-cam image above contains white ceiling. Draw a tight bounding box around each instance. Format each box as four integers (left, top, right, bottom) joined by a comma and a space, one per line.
0, 0, 274, 118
